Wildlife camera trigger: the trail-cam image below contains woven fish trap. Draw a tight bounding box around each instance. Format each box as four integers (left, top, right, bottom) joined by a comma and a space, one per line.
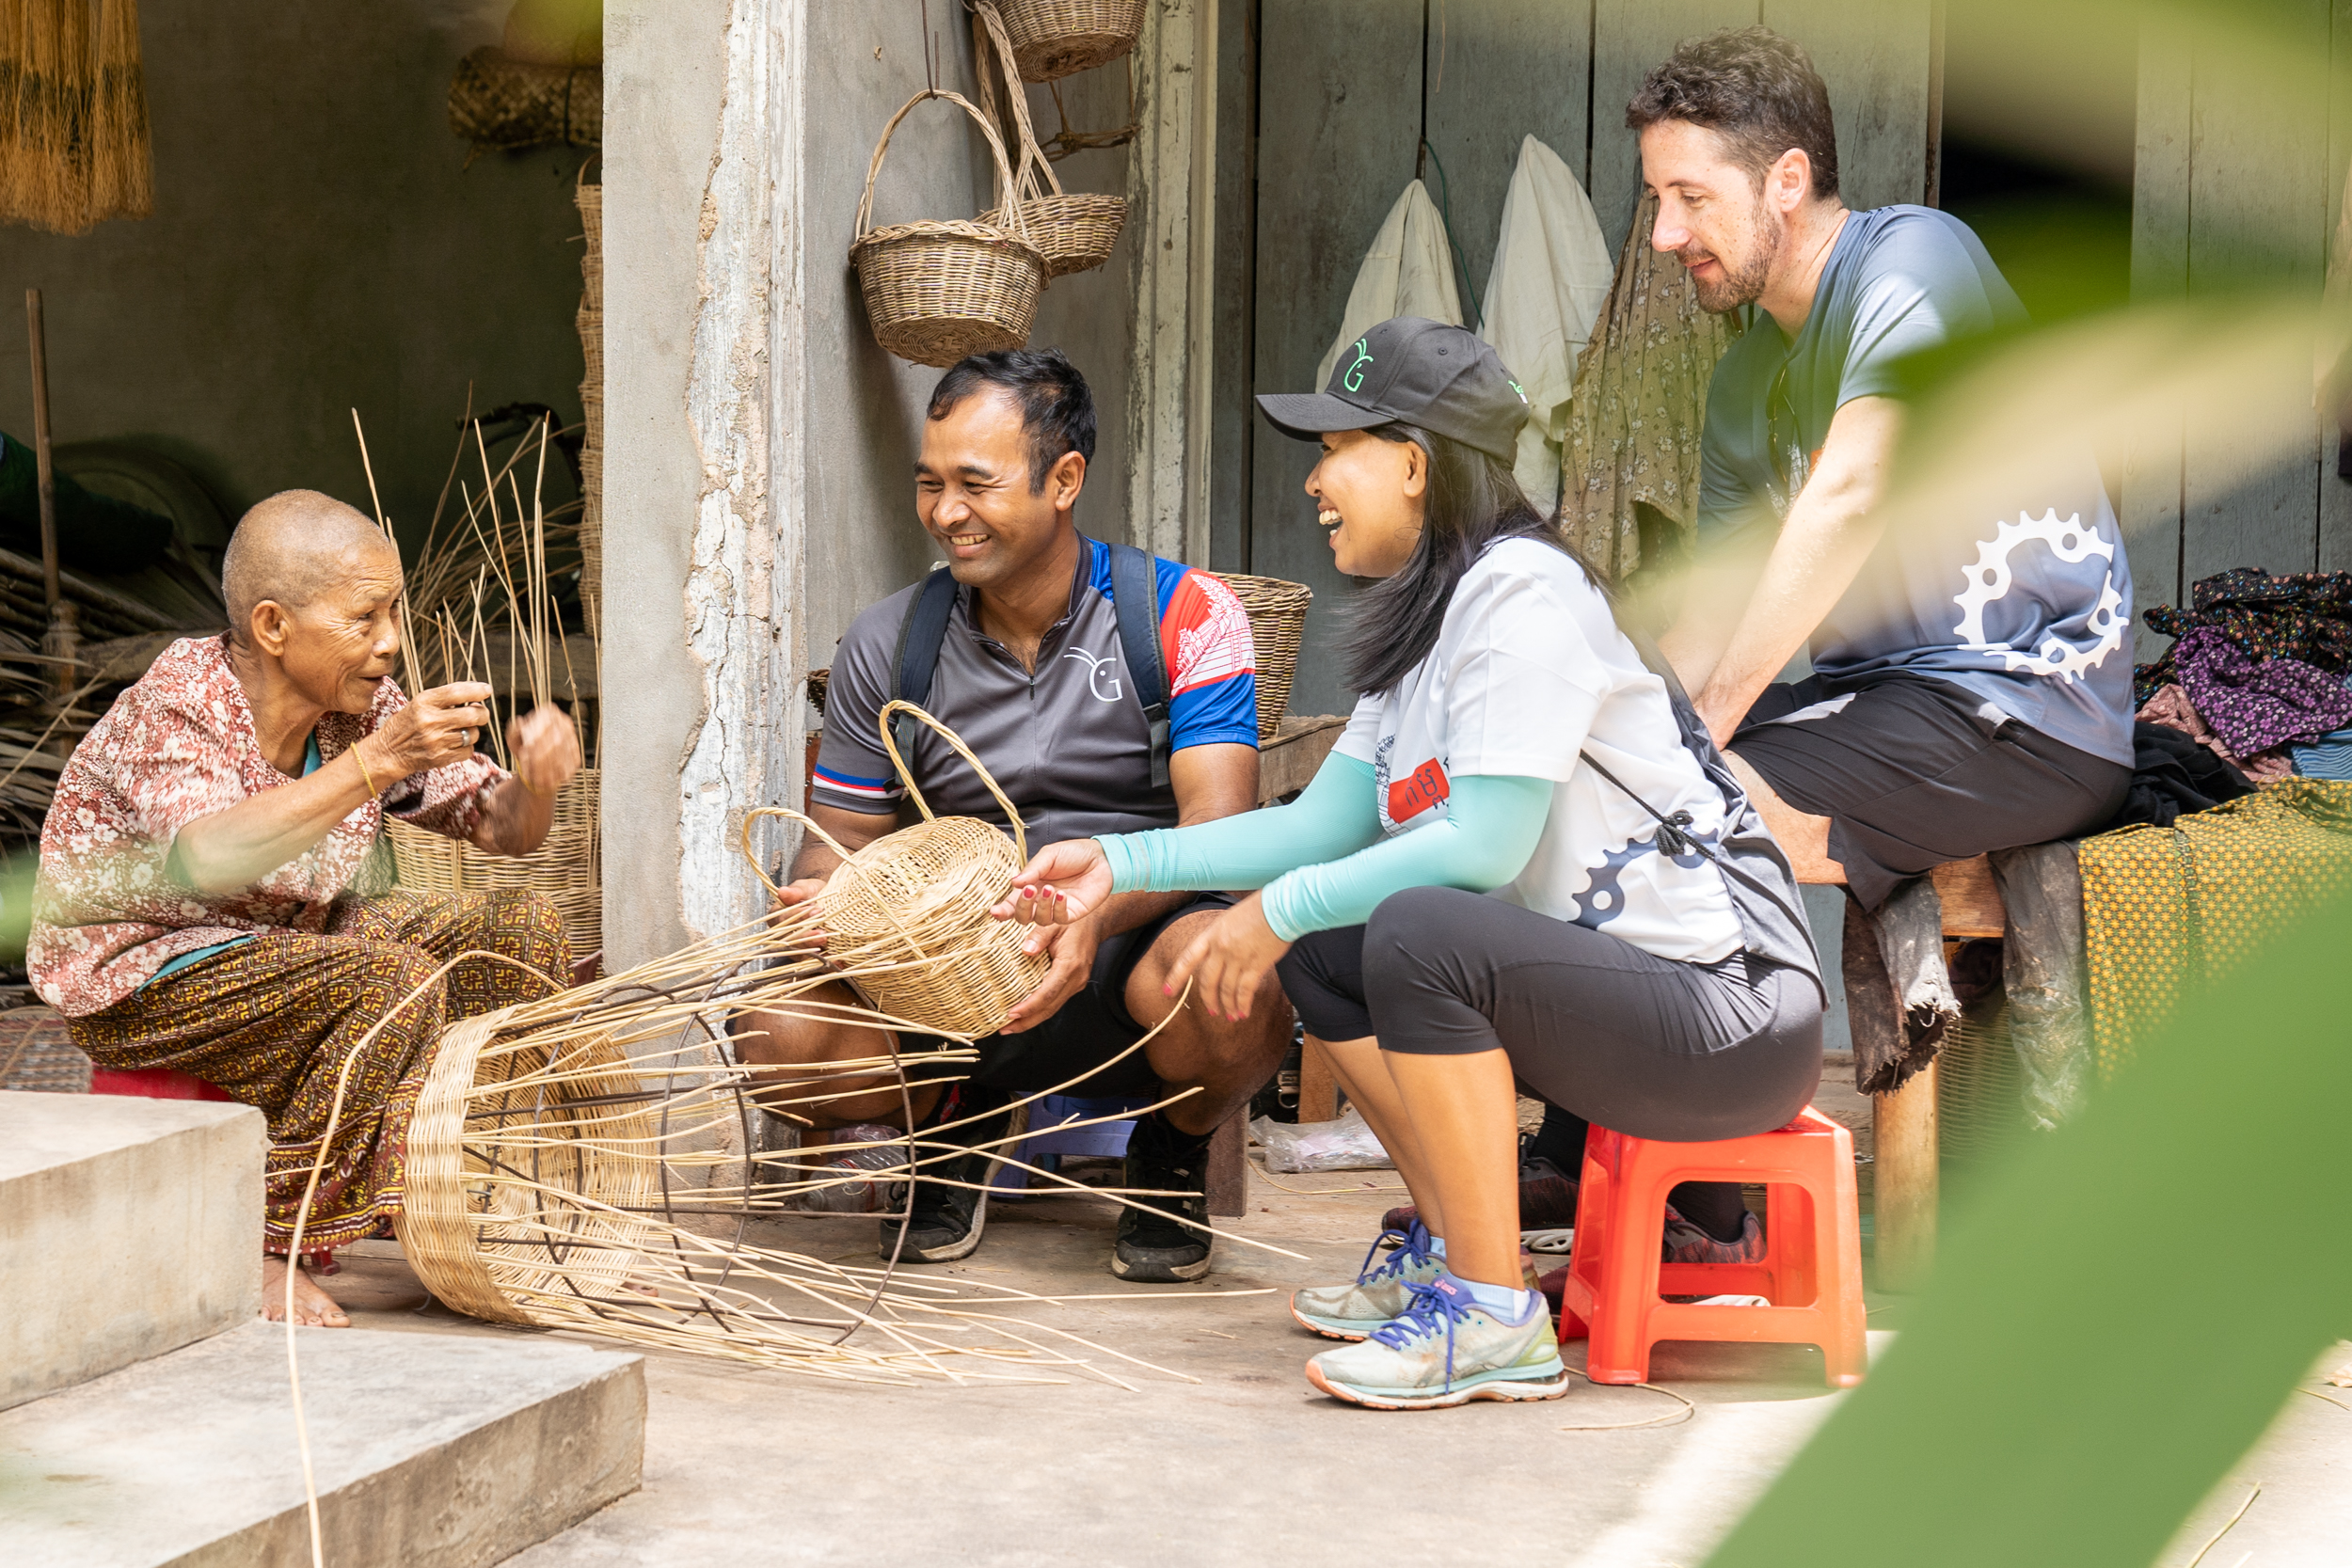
1212, 573, 1312, 738
398, 1009, 660, 1325
389, 768, 601, 961
746, 701, 1045, 1037
973, 2, 1125, 277
852, 90, 1045, 369
993, 0, 1143, 81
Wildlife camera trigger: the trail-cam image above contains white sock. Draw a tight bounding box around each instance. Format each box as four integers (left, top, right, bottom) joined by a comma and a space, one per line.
1425, 1233, 1447, 1259
1441, 1269, 1538, 1322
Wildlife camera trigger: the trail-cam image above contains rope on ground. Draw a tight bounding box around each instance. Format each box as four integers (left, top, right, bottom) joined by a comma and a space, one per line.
2295, 1384, 2351, 1412
1555, 1367, 1697, 1432
1245, 1155, 1406, 1196
2182, 1481, 2262, 1568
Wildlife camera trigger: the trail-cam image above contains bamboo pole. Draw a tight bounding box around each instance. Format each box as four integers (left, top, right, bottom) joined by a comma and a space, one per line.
1872, 1060, 1939, 1291
25, 289, 79, 752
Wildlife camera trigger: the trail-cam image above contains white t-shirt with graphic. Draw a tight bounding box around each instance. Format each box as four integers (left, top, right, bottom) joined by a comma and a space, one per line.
1332, 537, 1744, 964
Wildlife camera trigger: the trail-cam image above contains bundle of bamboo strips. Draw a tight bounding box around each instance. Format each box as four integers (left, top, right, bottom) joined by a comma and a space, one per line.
0, 0, 154, 235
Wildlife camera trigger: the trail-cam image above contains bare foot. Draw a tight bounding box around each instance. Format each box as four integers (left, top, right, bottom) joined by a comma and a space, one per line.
262, 1255, 352, 1327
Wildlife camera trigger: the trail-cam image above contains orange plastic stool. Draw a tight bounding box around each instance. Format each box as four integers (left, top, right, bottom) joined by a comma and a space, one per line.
1555, 1105, 1867, 1388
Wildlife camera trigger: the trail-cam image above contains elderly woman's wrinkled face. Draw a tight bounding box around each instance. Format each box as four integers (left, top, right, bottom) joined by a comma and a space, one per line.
265, 542, 405, 713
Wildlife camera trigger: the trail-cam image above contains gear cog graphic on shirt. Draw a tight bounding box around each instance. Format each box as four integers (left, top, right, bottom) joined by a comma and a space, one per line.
1950, 509, 2123, 683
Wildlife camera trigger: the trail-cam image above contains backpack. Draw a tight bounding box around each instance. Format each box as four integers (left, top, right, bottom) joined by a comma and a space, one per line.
888, 539, 1172, 789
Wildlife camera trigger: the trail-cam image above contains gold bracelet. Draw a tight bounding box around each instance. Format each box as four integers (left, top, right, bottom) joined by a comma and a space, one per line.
354, 743, 382, 800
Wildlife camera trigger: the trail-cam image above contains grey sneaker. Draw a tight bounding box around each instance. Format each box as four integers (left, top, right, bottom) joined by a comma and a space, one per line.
1305, 1276, 1571, 1410
1289, 1220, 1445, 1340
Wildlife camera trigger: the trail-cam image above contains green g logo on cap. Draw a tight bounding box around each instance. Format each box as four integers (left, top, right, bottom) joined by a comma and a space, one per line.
1507, 378, 1529, 404
1343, 339, 1375, 392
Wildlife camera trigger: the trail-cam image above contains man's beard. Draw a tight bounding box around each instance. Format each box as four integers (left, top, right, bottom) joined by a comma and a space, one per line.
1681, 200, 1782, 313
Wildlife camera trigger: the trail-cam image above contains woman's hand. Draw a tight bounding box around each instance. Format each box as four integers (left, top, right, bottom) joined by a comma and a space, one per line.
506, 705, 583, 798
365, 682, 495, 777
1167, 893, 1291, 1022
992, 838, 1114, 926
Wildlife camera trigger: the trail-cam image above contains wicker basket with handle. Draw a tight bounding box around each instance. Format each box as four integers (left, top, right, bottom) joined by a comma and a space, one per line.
1212, 574, 1312, 739
973, 1, 1125, 277
389, 768, 601, 963
851, 90, 1046, 369
744, 701, 1045, 1037
993, 0, 1144, 82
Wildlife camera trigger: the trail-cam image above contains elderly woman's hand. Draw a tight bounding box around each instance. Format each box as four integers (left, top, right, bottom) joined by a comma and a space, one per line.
365, 682, 495, 777
506, 705, 584, 799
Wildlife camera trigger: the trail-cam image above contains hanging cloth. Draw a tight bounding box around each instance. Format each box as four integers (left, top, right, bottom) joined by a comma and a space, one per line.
1477, 135, 1613, 514
1556, 187, 1733, 577
1314, 180, 1462, 391
0, 0, 154, 235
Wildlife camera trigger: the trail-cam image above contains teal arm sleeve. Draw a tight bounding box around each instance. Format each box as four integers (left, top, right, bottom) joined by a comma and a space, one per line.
1098, 752, 1383, 895
1258, 773, 1552, 942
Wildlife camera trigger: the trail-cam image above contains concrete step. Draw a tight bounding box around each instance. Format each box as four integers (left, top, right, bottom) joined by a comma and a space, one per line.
1, 1090, 264, 1411
6, 1319, 645, 1567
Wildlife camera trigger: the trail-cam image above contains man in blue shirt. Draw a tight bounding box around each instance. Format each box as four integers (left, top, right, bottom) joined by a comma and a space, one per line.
1632, 28, 2133, 911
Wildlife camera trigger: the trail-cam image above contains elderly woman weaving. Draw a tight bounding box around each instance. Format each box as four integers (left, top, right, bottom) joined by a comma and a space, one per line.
28, 490, 582, 1328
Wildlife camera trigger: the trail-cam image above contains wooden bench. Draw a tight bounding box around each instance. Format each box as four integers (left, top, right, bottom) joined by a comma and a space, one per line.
1866, 855, 2005, 1290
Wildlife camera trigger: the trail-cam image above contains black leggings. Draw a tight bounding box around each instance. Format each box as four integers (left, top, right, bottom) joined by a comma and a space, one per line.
1277, 888, 1824, 1237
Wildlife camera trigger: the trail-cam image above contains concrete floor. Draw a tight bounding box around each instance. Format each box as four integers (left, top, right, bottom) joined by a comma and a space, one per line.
320, 1157, 2351, 1568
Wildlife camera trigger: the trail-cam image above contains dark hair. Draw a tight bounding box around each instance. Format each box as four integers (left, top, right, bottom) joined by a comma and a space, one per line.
927, 347, 1096, 493
1342, 424, 1610, 697
1625, 26, 1838, 200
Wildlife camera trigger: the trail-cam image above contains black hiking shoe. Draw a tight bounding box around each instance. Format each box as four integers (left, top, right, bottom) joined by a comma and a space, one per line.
877, 1087, 1011, 1264
1113, 1112, 1213, 1282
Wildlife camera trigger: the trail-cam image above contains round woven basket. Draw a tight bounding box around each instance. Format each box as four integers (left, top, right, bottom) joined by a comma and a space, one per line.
389, 768, 601, 962
399, 1009, 659, 1326
993, 0, 1144, 82
1213, 573, 1312, 739
447, 45, 601, 152
746, 702, 1045, 1037
973, 3, 1126, 277
851, 90, 1046, 369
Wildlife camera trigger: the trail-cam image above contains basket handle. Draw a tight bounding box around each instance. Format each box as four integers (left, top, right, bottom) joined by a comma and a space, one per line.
854, 87, 1035, 245
878, 699, 1030, 863
971, 1, 1063, 204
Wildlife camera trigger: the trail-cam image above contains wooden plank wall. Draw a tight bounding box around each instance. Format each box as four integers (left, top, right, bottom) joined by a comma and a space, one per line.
2127, 1, 2342, 658
1241, 0, 1934, 714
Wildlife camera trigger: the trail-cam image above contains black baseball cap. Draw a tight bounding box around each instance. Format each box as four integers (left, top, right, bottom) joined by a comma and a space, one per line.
1256, 316, 1531, 463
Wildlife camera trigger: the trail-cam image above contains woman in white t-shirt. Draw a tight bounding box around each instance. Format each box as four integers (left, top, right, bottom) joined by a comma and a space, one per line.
993, 318, 1824, 1410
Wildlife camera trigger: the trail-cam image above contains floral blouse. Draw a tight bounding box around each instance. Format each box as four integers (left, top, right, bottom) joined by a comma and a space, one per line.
29, 635, 504, 1016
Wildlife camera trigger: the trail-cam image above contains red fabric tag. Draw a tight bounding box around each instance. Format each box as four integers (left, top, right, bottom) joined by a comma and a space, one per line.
1387, 758, 1452, 823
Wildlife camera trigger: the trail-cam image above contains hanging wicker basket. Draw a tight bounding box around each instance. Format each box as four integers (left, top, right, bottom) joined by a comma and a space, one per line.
389, 768, 602, 963
851, 90, 1046, 369
1214, 574, 1313, 739
973, 3, 1126, 277
993, 0, 1144, 82
744, 702, 1045, 1037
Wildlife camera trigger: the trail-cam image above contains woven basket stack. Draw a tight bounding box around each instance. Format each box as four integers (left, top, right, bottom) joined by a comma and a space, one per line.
1215, 574, 1313, 739
389, 768, 602, 964
576, 178, 603, 619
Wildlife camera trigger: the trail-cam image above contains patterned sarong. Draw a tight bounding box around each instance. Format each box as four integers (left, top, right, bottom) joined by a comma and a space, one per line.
2080, 781, 2352, 1079
68, 890, 568, 1250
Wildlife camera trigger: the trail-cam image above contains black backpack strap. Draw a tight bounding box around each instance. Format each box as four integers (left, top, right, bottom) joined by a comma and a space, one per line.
889, 567, 959, 767
1107, 542, 1171, 789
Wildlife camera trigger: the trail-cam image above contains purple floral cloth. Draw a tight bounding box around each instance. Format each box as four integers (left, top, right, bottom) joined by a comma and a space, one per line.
2171, 626, 2352, 757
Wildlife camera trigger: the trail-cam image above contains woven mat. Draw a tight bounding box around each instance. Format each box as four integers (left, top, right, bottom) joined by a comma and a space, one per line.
0, 1006, 90, 1094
